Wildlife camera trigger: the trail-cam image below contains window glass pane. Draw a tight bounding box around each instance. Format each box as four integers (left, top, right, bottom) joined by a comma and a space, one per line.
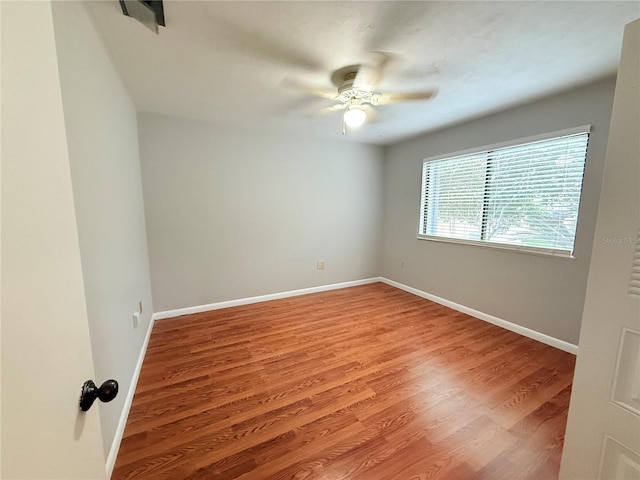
422, 153, 486, 241
418, 130, 589, 255
484, 135, 588, 251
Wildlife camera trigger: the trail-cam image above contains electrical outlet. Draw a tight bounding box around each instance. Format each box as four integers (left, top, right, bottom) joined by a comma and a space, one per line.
316, 261, 325, 270
132, 311, 140, 328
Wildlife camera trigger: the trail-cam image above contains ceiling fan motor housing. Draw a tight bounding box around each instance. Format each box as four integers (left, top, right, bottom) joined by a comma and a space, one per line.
337, 71, 374, 104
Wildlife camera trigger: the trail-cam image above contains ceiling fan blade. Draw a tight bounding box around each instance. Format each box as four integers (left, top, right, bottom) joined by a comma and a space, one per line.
204, 15, 322, 72
361, 104, 378, 124
353, 52, 392, 90
372, 90, 437, 105
364, 3, 430, 53
320, 103, 347, 115
281, 77, 337, 100
263, 95, 325, 117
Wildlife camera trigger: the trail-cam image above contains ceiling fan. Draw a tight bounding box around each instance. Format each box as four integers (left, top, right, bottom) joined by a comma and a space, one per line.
286, 53, 437, 133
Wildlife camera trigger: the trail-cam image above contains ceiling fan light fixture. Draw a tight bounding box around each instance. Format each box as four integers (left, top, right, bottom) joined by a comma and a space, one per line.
343, 105, 366, 128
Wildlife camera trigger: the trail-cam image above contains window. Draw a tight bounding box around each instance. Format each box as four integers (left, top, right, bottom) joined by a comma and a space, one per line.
418, 126, 590, 256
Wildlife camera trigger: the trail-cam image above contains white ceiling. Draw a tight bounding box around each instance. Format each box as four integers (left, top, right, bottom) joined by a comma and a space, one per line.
85, 1, 639, 146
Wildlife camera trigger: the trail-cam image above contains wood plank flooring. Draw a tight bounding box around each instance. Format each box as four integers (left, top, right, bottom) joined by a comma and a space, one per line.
113, 282, 576, 479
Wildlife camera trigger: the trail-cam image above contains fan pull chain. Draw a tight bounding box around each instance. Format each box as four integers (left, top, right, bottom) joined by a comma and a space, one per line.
342, 118, 346, 135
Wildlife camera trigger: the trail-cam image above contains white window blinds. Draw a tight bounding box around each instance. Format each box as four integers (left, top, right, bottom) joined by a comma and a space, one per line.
419, 127, 590, 256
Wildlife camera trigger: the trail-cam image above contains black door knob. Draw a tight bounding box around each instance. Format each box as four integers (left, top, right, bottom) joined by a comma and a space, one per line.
79, 379, 118, 411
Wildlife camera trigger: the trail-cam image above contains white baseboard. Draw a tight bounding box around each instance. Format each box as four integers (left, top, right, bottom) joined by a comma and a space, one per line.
153, 277, 381, 320
379, 277, 578, 355
153, 276, 578, 354
105, 313, 156, 478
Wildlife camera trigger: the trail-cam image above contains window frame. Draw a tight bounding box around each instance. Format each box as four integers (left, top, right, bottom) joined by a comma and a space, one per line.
417, 125, 592, 259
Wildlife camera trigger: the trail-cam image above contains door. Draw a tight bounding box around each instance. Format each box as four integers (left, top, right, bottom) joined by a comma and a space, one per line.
559, 19, 640, 480
1, 1, 106, 478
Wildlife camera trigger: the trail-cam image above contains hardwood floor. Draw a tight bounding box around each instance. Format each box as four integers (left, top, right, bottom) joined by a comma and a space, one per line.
113, 282, 576, 479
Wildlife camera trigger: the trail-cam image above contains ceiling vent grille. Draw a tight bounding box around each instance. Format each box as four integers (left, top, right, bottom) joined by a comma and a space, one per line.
119, 0, 165, 34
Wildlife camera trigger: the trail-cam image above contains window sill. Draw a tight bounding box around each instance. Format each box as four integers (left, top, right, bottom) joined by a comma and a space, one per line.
416, 234, 576, 259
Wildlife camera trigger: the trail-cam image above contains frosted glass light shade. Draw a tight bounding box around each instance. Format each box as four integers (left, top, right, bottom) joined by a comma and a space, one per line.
344, 106, 366, 127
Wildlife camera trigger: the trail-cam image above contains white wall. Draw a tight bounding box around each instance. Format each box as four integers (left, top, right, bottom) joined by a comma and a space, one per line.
381, 78, 616, 345
51, 1, 154, 461
1, 1, 105, 477
138, 113, 384, 312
